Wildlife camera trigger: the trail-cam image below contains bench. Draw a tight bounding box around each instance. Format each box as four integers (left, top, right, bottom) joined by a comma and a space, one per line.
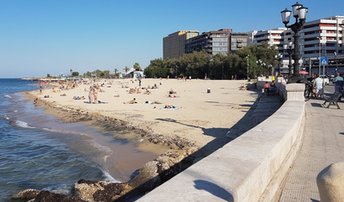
322, 92, 342, 109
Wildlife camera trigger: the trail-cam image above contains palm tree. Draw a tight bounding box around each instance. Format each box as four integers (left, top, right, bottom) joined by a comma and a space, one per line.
124, 66, 129, 73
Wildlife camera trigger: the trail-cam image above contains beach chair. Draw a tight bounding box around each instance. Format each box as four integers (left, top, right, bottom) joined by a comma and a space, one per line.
322, 92, 342, 109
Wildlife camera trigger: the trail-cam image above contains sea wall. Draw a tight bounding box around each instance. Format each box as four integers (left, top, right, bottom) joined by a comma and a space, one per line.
138, 82, 306, 202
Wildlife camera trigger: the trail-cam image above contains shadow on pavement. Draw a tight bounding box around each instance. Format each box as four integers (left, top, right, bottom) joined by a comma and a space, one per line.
310, 103, 323, 108
194, 180, 233, 201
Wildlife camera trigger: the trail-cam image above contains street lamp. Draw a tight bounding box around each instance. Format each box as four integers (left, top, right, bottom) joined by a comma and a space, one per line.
284, 42, 294, 78
281, 2, 308, 83
246, 55, 250, 81
275, 53, 283, 76
334, 51, 338, 72
256, 59, 269, 76
317, 36, 322, 75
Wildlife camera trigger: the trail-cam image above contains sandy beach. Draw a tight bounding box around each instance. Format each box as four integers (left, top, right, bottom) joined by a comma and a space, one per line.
19, 78, 262, 200
30, 78, 258, 148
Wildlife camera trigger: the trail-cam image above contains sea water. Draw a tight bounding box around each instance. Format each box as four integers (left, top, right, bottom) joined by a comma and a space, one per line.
0, 79, 159, 200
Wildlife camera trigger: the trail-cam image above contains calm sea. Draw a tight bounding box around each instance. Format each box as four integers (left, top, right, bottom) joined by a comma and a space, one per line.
0, 78, 158, 201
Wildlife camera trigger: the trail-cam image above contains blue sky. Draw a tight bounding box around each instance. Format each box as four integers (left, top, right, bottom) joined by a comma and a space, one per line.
0, 0, 343, 78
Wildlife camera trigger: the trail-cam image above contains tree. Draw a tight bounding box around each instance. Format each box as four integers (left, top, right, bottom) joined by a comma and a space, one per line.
144, 58, 168, 78
124, 66, 129, 73
144, 44, 278, 80
71, 72, 79, 77
237, 43, 279, 78
133, 63, 141, 71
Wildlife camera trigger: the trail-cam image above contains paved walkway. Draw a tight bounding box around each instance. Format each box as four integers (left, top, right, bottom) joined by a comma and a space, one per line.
280, 99, 344, 201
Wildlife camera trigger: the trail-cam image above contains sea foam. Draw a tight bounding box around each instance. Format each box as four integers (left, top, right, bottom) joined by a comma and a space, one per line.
13, 120, 35, 129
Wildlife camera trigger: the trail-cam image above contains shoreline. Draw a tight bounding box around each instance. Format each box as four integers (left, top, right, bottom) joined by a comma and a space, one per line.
17, 78, 259, 201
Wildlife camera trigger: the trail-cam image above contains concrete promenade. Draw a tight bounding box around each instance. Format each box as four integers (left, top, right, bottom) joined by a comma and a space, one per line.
280, 98, 344, 201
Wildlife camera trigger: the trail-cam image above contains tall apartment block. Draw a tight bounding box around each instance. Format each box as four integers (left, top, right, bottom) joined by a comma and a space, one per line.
301, 16, 344, 71
252, 28, 286, 52
163, 30, 199, 59
230, 32, 251, 53
185, 29, 232, 55
253, 16, 344, 73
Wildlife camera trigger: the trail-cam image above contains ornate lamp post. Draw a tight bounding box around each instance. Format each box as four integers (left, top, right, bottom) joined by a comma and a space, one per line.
275, 53, 283, 76
284, 42, 294, 78
281, 2, 308, 83
246, 55, 250, 81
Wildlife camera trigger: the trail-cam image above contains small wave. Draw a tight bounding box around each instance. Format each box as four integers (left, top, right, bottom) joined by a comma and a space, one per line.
12, 120, 35, 129
4, 95, 12, 99
43, 184, 71, 195
41, 127, 88, 136
0, 114, 10, 120
101, 168, 120, 183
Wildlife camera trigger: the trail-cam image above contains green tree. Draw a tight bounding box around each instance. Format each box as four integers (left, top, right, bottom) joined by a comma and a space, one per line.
237, 43, 279, 78
144, 58, 168, 78
71, 72, 79, 77
133, 63, 141, 71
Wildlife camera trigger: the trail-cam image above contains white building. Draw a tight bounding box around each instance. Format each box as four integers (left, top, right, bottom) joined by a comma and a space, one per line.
253, 16, 344, 74
252, 28, 286, 52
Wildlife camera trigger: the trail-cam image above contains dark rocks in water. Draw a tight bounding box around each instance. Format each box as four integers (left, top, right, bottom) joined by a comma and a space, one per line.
33, 191, 80, 202
74, 179, 132, 202
129, 161, 160, 189
93, 183, 131, 202
13, 190, 85, 202
12, 189, 40, 200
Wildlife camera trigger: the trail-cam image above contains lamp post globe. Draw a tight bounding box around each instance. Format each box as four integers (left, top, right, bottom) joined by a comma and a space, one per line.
281, 8, 291, 25
292, 2, 303, 17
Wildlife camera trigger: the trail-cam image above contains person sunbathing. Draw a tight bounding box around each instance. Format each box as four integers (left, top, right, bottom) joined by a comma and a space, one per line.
124, 98, 138, 104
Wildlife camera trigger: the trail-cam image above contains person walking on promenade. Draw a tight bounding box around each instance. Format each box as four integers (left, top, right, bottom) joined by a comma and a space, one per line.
333, 72, 343, 93
314, 74, 324, 98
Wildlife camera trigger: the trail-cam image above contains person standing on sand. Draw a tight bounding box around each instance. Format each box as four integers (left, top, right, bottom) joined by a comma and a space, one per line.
88, 86, 94, 103
92, 87, 98, 104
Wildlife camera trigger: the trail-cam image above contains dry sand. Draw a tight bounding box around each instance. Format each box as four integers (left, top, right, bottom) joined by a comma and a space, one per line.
30, 78, 258, 148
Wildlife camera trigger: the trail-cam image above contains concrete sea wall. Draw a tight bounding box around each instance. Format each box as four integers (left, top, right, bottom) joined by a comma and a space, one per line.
138, 81, 305, 202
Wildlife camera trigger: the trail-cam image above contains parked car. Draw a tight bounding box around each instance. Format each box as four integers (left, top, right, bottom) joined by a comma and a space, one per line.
320, 75, 330, 85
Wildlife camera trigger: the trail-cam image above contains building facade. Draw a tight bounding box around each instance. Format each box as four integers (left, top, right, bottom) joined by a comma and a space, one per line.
300, 16, 344, 73
163, 30, 199, 59
252, 28, 286, 52
185, 29, 232, 55
230, 32, 250, 53
253, 16, 344, 74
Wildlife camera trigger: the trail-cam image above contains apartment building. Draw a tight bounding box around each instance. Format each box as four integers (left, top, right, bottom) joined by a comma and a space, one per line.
230, 32, 250, 53
163, 30, 199, 59
253, 16, 344, 73
301, 16, 344, 71
252, 28, 286, 52
185, 29, 232, 55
